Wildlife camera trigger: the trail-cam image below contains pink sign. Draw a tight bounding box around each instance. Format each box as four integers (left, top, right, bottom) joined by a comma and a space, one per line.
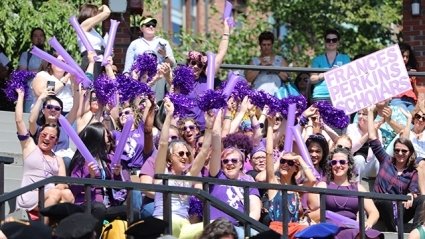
325, 44, 411, 115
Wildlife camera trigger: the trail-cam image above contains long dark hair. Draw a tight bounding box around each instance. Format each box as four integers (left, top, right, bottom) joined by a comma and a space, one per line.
399, 43, 418, 70
392, 137, 416, 171
68, 122, 110, 176
306, 133, 329, 173
325, 147, 355, 182
36, 95, 64, 126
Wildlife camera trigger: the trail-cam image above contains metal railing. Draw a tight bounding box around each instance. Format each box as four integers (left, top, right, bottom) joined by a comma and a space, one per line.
0, 175, 409, 239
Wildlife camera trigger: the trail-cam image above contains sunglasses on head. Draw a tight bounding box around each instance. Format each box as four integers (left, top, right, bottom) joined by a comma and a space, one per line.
119, 110, 132, 117
280, 158, 295, 166
325, 38, 338, 43
414, 114, 425, 121
222, 158, 239, 165
330, 159, 347, 166
394, 149, 409, 154
183, 125, 196, 131
175, 151, 191, 158
189, 60, 205, 68
336, 144, 350, 151
143, 22, 156, 28
45, 104, 61, 112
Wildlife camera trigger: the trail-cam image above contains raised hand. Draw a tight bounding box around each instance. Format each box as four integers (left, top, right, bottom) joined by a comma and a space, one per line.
163, 97, 174, 116
87, 162, 99, 178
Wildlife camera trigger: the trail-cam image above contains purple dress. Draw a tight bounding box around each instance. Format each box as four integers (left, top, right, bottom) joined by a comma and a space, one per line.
325, 182, 382, 239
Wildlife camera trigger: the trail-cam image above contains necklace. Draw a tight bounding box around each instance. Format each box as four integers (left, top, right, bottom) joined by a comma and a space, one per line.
332, 184, 349, 208
42, 152, 57, 177
287, 192, 299, 215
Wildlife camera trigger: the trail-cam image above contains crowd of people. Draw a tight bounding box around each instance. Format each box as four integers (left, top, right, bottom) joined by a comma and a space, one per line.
0, 2, 425, 239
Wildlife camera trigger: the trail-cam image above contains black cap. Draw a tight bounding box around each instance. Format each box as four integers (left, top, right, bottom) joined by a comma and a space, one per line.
40, 202, 84, 223
1, 220, 52, 239
125, 217, 167, 239
54, 213, 98, 239
294, 223, 340, 239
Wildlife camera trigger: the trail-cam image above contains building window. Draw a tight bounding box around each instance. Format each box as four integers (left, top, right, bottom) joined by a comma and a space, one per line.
171, 0, 184, 45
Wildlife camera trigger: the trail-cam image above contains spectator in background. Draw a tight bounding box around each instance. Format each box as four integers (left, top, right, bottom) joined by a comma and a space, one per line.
18, 27, 46, 112
77, 4, 111, 80
246, 31, 289, 96
390, 43, 418, 112
309, 29, 350, 103
294, 72, 311, 99
0, 44, 13, 111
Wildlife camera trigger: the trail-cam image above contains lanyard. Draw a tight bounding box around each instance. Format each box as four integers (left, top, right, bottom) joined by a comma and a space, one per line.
326, 52, 338, 68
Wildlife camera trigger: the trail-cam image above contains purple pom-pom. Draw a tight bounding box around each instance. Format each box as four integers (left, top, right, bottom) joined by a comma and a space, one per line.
249, 90, 281, 114
172, 65, 195, 95
314, 100, 350, 129
280, 95, 308, 118
93, 74, 118, 105
188, 196, 203, 218
130, 52, 158, 82
167, 93, 196, 117
197, 90, 227, 112
3, 70, 34, 102
220, 79, 251, 101
116, 73, 154, 103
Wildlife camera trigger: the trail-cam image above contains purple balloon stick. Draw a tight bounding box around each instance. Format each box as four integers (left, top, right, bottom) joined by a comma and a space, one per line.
102, 19, 120, 66
111, 116, 134, 165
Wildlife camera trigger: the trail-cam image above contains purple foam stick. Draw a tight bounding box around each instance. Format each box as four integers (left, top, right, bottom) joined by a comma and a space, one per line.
30, 46, 80, 77
48, 37, 91, 88
290, 125, 320, 178
222, 71, 240, 101
69, 16, 96, 53
284, 103, 296, 152
102, 19, 120, 66
223, 1, 233, 19
206, 52, 216, 90
58, 115, 97, 165
111, 115, 134, 165
326, 210, 359, 229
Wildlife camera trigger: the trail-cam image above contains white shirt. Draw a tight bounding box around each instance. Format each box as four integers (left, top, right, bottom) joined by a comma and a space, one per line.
77, 28, 105, 52
409, 131, 425, 158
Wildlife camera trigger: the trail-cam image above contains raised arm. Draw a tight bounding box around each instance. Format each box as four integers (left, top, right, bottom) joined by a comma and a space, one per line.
229, 96, 249, 133
214, 20, 230, 74
143, 97, 155, 156
65, 77, 80, 124
28, 90, 50, 135
367, 106, 378, 141
209, 108, 223, 177
15, 89, 36, 155
400, 108, 413, 139
80, 5, 111, 32
154, 98, 173, 175
189, 110, 218, 176
266, 116, 276, 184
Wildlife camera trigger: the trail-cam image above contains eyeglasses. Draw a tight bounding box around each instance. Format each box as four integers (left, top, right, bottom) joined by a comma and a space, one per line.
394, 149, 409, 155
330, 159, 347, 166
280, 158, 295, 166
414, 114, 425, 121
119, 110, 132, 117
222, 158, 239, 165
183, 125, 196, 131
143, 23, 156, 28
336, 144, 351, 151
45, 104, 62, 112
325, 38, 339, 43
189, 60, 205, 68
174, 151, 191, 158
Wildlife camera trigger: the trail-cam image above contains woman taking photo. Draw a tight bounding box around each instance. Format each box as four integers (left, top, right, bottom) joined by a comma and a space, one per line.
15, 88, 74, 219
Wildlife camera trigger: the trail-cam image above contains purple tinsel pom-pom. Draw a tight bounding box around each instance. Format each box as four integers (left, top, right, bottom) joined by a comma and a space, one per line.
249, 90, 281, 114
116, 73, 153, 103
197, 90, 227, 112
130, 52, 158, 82
220, 79, 251, 101
280, 95, 308, 118
172, 65, 195, 95
3, 70, 34, 102
314, 100, 350, 129
167, 93, 195, 117
93, 74, 118, 105
188, 196, 203, 218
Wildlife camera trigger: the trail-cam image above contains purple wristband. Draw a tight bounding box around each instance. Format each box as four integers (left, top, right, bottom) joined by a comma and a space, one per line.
17, 132, 30, 141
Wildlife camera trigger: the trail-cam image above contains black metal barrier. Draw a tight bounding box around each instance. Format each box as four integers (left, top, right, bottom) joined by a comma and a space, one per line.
0, 175, 409, 239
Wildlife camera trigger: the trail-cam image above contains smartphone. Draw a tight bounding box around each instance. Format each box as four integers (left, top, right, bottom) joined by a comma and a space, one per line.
47, 80, 55, 91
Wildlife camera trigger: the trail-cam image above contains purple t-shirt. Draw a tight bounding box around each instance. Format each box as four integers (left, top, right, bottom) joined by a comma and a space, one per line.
140, 148, 158, 177
113, 122, 145, 169
209, 170, 260, 224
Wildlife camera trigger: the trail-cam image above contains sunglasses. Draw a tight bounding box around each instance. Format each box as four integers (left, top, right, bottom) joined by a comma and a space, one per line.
174, 151, 191, 158
280, 158, 295, 166
222, 158, 239, 165
45, 104, 61, 112
40, 132, 57, 140
336, 144, 351, 151
170, 135, 179, 141
414, 114, 425, 121
90, 97, 98, 102
119, 110, 132, 117
330, 159, 347, 166
189, 60, 205, 68
276, 117, 283, 121
143, 23, 157, 28
183, 125, 196, 131
325, 38, 339, 43
394, 149, 409, 154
